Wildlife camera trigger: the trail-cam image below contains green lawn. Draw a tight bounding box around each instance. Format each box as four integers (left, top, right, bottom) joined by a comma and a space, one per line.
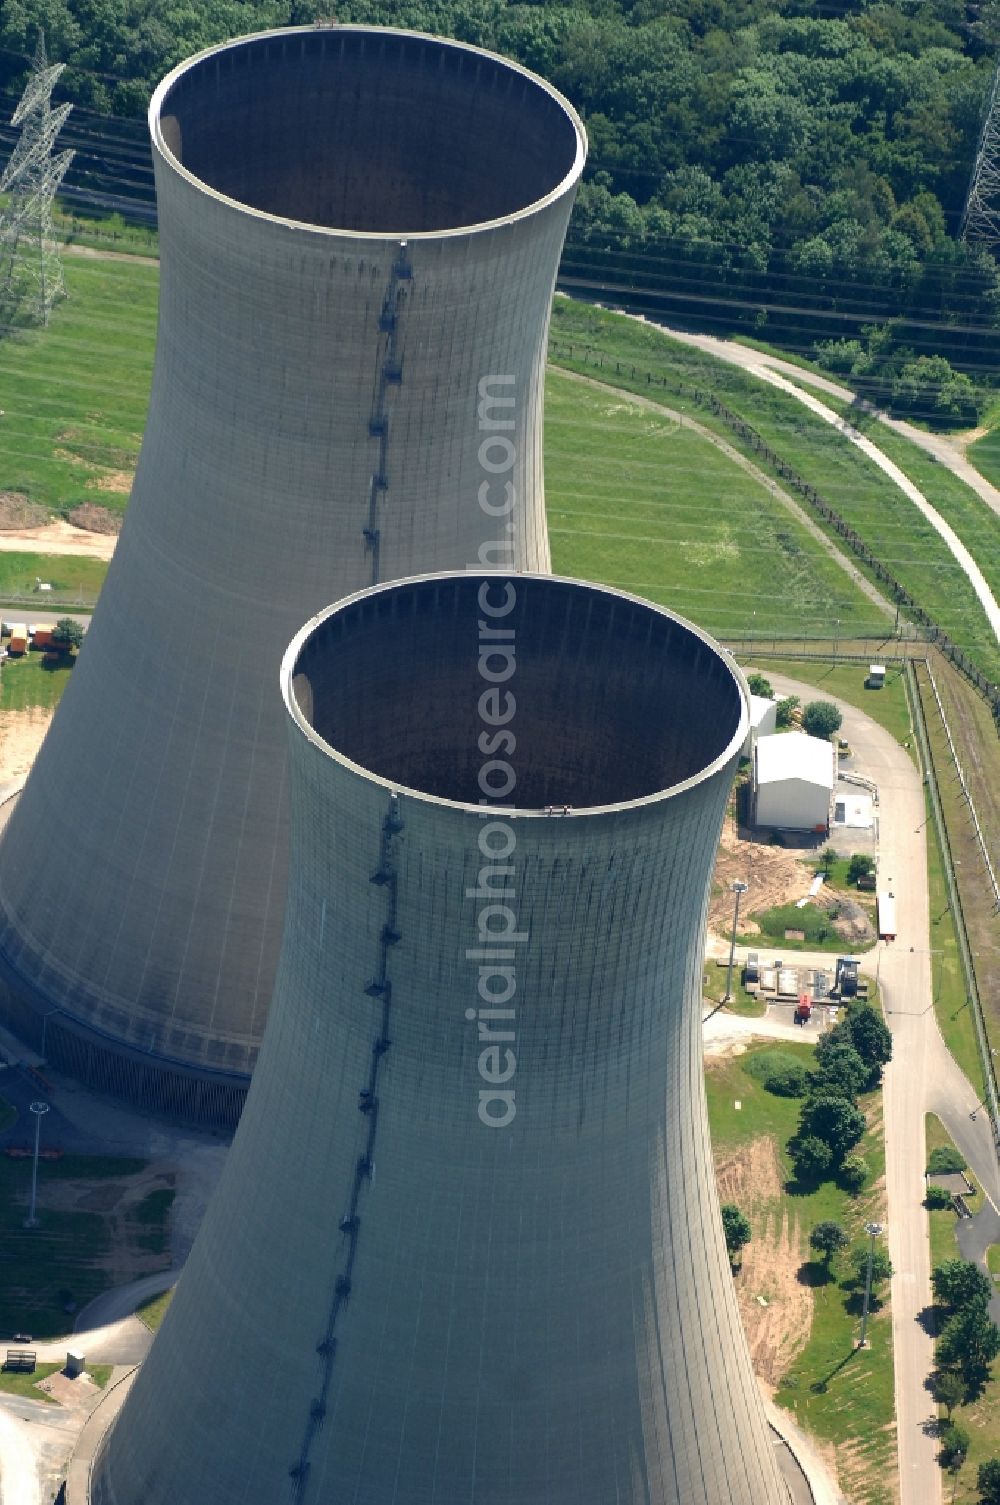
923, 1114, 1000, 1504
987, 1245, 1000, 1277
739, 657, 915, 755
0, 651, 76, 713
924, 803, 986, 1102
0, 554, 107, 608
738, 900, 873, 953
0, 1154, 169, 1338
968, 428, 1000, 489
549, 301, 1000, 684
705, 1043, 894, 1505
544, 369, 885, 640
136, 1287, 175, 1333
0, 1362, 60, 1402
0, 257, 157, 518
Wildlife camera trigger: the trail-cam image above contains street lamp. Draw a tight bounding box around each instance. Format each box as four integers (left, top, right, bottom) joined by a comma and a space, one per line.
857, 1220, 884, 1349
723, 881, 749, 1004
23, 1101, 50, 1229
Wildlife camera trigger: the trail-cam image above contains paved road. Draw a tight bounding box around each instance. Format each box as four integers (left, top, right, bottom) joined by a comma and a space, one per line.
650, 321, 1000, 523
751, 673, 1000, 1505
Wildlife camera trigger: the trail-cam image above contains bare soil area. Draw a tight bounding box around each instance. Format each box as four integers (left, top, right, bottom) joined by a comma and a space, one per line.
0, 492, 49, 530
0, 708, 54, 782
708, 818, 810, 934
66, 504, 121, 536
0, 519, 116, 561
714, 1135, 812, 1386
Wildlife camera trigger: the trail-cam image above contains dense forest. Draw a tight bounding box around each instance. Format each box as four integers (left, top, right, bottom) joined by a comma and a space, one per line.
2, 0, 999, 416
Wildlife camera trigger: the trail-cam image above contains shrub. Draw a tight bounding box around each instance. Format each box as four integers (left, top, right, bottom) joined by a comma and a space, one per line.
747, 673, 773, 698
792, 1135, 832, 1183
846, 853, 875, 884
775, 695, 799, 728
927, 1145, 967, 1175
925, 1185, 954, 1210
802, 700, 842, 739
745, 1051, 811, 1098
839, 1154, 868, 1193
938, 1421, 970, 1470
721, 1204, 752, 1261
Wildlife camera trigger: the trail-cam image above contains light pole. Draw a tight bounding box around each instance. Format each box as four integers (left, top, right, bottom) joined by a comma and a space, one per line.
857, 1220, 884, 1349
724, 881, 749, 1003
24, 1101, 50, 1229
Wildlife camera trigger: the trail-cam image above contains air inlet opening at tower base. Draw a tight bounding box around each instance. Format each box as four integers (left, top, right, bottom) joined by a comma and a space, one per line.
288, 573, 748, 810
151, 26, 586, 235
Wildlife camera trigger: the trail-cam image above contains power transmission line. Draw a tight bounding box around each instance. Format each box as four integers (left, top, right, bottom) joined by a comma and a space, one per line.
0, 33, 75, 325
961, 59, 1000, 252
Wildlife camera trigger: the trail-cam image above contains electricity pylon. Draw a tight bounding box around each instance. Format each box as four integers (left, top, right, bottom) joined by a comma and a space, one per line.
0, 34, 74, 325
960, 60, 1000, 254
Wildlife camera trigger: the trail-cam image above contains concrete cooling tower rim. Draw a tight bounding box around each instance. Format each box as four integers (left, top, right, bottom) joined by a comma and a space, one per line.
148, 25, 587, 241
282, 572, 751, 817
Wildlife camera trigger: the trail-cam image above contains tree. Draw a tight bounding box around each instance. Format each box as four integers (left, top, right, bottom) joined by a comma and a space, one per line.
809, 1221, 848, 1267
840, 1003, 893, 1088
839, 1154, 868, 1193
747, 672, 773, 698
978, 1458, 1000, 1504
927, 1145, 966, 1175
851, 1243, 893, 1288
51, 616, 83, 652
813, 1040, 868, 1100
818, 845, 838, 873
721, 1204, 752, 1263
792, 1135, 832, 1183
931, 1368, 966, 1421
932, 1259, 993, 1315
753, 1052, 811, 1098
936, 1306, 1000, 1381
938, 1421, 970, 1470
775, 695, 799, 728
846, 853, 875, 884
798, 1093, 866, 1162
802, 700, 843, 739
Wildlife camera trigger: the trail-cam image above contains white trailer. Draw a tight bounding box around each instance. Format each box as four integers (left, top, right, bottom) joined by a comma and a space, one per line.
877, 891, 897, 941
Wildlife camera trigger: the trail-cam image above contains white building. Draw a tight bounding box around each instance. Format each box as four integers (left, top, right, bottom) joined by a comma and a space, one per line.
742, 694, 778, 757
753, 732, 834, 832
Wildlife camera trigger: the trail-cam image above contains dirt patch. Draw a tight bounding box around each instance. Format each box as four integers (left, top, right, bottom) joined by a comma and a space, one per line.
66, 504, 121, 536
714, 1136, 812, 1387
93, 471, 132, 496
0, 492, 49, 530
0, 707, 54, 781
708, 817, 813, 934
38, 1161, 175, 1284
0, 518, 116, 560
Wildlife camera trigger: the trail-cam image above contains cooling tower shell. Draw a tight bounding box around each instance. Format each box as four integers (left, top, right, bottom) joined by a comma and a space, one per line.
91, 573, 790, 1505
0, 28, 585, 1123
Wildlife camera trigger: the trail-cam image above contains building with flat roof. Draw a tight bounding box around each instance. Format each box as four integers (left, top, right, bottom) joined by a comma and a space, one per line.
753, 732, 834, 832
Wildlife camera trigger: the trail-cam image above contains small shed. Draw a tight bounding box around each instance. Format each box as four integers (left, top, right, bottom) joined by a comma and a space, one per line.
753, 733, 835, 833
742, 694, 778, 757
867, 664, 886, 689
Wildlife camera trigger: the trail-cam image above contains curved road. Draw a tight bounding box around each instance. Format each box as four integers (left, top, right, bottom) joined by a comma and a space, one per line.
745, 673, 1000, 1505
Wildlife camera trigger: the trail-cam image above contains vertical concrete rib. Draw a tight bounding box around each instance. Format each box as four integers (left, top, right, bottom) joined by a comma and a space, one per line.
0, 28, 585, 1119
91, 573, 790, 1504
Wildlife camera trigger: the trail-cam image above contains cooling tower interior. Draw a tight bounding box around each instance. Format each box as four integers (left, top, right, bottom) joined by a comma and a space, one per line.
157, 27, 581, 232
293, 575, 744, 807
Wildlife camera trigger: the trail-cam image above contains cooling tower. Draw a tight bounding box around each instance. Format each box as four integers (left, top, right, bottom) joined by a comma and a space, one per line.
90, 573, 790, 1505
0, 27, 585, 1123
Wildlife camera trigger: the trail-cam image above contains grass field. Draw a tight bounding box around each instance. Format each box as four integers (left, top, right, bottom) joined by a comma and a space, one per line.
136, 1287, 174, 1333
738, 656, 914, 751
544, 369, 886, 639
705, 1042, 894, 1505
0, 257, 157, 518
0, 1153, 170, 1339
0, 553, 107, 607
0, 651, 76, 713
550, 301, 1000, 684
968, 428, 1000, 489
922, 1114, 1000, 1504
